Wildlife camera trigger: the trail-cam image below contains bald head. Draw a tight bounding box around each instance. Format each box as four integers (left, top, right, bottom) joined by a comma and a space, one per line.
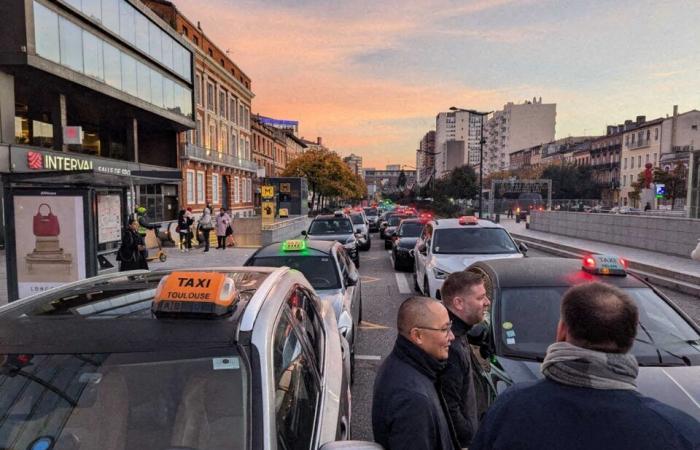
397, 296, 440, 337
560, 282, 638, 353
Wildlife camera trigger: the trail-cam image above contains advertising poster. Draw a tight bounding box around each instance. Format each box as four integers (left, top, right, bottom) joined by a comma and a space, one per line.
13, 195, 86, 298
97, 194, 122, 243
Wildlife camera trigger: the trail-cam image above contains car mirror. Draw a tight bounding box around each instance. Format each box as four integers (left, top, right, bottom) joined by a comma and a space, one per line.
518, 242, 528, 253
418, 243, 427, 255
319, 441, 384, 450
346, 271, 359, 286
301, 230, 308, 236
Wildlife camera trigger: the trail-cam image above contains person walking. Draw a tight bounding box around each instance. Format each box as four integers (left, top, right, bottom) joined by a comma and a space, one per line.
440, 271, 491, 449
117, 219, 148, 271
176, 209, 193, 252
198, 207, 213, 252
471, 282, 700, 450
372, 296, 459, 450
215, 208, 232, 249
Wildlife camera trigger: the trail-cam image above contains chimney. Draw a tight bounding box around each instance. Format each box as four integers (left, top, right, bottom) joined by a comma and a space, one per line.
197, 21, 202, 30
317, 137, 322, 145
671, 105, 679, 152
607, 125, 615, 136
636, 115, 646, 124
624, 120, 633, 130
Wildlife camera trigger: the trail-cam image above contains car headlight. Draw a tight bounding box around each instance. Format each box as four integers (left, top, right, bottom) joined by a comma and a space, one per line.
432, 267, 450, 279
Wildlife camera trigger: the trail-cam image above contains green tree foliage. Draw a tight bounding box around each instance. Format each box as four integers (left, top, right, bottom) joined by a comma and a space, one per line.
653, 162, 687, 208
541, 164, 601, 199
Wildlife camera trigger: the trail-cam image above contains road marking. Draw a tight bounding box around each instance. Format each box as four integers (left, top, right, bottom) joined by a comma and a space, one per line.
395, 273, 411, 294
355, 355, 381, 361
359, 320, 390, 330
361, 275, 381, 284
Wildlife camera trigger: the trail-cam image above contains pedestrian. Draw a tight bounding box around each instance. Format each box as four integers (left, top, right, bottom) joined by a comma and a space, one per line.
185, 207, 195, 248
644, 201, 651, 212
176, 209, 192, 252
215, 207, 231, 249
471, 282, 700, 450
117, 219, 148, 271
199, 206, 213, 252
440, 271, 491, 449
372, 296, 459, 450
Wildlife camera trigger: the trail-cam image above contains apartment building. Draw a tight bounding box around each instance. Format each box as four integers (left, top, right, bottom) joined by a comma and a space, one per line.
146, 0, 256, 216
251, 117, 277, 178
343, 153, 364, 178
590, 125, 624, 206
660, 107, 700, 171
619, 116, 663, 206
484, 98, 556, 175
434, 108, 486, 179
416, 130, 436, 187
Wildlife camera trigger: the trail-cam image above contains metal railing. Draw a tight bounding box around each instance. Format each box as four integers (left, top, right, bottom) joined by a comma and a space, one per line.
628, 139, 650, 150
180, 143, 258, 172
261, 215, 308, 231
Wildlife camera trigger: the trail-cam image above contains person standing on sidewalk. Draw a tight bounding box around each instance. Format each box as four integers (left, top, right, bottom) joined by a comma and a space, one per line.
372, 296, 459, 450
440, 271, 491, 449
198, 207, 213, 252
471, 282, 700, 450
215, 208, 231, 249
176, 209, 193, 252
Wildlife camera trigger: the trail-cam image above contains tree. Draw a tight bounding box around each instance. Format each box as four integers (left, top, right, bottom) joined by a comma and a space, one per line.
541, 164, 601, 199
628, 171, 645, 206
654, 162, 687, 209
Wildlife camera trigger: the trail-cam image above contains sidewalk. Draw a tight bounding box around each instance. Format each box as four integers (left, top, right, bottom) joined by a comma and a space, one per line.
154, 245, 257, 270
499, 218, 700, 296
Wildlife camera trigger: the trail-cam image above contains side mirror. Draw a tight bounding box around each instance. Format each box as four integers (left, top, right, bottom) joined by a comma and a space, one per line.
355, 228, 362, 234
518, 242, 528, 253
346, 271, 359, 286
301, 230, 308, 236
418, 243, 427, 255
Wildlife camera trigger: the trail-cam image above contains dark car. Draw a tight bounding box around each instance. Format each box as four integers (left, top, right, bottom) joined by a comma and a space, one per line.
390, 218, 424, 271
363, 207, 380, 232
380, 214, 415, 246
465, 256, 700, 420
304, 213, 360, 268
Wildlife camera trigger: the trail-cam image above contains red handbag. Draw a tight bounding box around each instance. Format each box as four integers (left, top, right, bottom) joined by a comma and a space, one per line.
33, 203, 61, 237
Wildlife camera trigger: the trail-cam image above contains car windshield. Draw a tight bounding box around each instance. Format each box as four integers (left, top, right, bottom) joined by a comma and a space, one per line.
309, 219, 353, 234
399, 222, 423, 237
350, 214, 365, 225
433, 228, 519, 254
364, 208, 378, 216
387, 216, 405, 226
0, 349, 248, 450
248, 256, 341, 289
498, 287, 700, 365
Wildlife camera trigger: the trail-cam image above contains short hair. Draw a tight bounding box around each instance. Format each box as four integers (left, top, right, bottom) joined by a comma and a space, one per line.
397, 296, 438, 337
561, 282, 638, 353
441, 271, 484, 307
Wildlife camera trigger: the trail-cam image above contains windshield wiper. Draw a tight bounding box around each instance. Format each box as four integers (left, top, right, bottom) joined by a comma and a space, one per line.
636, 322, 693, 367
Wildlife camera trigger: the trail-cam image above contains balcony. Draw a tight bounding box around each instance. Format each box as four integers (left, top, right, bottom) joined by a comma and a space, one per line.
628, 139, 650, 150
591, 161, 620, 170
180, 143, 258, 173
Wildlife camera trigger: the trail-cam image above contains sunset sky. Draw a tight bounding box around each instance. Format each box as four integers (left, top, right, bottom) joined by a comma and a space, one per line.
175, 0, 700, 169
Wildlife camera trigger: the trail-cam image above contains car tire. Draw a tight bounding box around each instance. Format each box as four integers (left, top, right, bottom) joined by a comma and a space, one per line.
365, 237, 371, 250
393, 256, 402, 271
384, 240, 391, 250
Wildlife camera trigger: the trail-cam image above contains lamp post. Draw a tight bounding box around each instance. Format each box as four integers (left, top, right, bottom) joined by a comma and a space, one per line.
473, 111, 492, 218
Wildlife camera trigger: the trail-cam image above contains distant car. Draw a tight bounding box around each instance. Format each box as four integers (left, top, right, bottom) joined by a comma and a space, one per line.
245, 239, 362, 365
414, 216, 526, 299
363, 207, 380, 232
382, 214, 414, 249
0, 267, 381, 449
465, 255, 700, 421
304, 213, 360, 268
350, 212, 371, 250
391, 218, 425, 271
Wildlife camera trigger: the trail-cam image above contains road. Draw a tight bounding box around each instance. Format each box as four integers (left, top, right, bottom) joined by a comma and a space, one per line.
350, 235, 700, 441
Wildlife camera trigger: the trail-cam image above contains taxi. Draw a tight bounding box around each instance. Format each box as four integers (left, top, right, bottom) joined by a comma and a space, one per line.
304, 212, 361, 268
413, 216, 526, 299
244, 239, 362, 373
0, 268, 381, 450
390, 217, 425, 271
465, 255, 700, 420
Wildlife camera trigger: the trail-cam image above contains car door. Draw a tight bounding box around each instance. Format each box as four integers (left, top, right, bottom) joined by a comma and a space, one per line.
336, 248, 359, 336
415, 224, 433, 292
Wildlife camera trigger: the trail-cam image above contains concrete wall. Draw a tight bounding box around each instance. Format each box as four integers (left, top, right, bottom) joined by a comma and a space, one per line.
530, 211, 700, 258
261, 216, 311, 246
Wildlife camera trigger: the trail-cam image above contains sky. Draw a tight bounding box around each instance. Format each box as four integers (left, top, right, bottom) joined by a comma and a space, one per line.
175, 0, 700, 169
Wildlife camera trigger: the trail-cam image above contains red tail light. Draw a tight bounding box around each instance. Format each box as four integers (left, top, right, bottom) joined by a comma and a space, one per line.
583, 256, 596, 269
619, 258, 628, 269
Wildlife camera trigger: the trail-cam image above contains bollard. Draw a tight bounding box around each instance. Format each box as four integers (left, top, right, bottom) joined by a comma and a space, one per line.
495, 214, 500, 223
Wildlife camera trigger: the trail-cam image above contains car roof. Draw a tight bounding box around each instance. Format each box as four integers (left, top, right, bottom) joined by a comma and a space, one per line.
398, 218, 422, 224
0, 267, 287, 354
430, 218, 504, 230
470, 257, 648, 289
251, 239, 337, 258
313, 214, 351, 221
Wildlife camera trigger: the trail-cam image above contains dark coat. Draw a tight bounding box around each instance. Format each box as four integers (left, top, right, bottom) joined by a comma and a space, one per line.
118, 228, 148, 271
372, 335, 458, 450
441, 311, 479, 447
471, 378, 700, 450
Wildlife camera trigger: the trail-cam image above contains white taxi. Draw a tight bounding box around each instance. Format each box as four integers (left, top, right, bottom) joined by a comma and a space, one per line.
414, 216, 527, 299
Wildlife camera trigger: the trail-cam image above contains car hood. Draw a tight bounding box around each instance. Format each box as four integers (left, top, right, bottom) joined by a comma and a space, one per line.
432, 253, 523, 273
316, 289, 343, 319
397, 237, 420, 249
307, 233, 353, 243
498, 358, 700, 420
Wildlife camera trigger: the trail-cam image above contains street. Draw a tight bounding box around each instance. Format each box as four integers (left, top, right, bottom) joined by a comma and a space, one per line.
350, 234, 700, 441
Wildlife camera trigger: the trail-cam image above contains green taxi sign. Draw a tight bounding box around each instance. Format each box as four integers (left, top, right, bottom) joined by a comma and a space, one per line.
282, 240, 307, 252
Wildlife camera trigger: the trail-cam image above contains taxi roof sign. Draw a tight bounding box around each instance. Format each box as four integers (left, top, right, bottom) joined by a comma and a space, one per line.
282, 240, 307, 252
152, 271, 238, 318
582, 255, 627, 276
459, 215, 479, 225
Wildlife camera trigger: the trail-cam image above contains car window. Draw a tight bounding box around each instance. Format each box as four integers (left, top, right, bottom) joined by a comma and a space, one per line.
364, 208, 377, 216
399, 222, 423, 237
291, 288, 326, 370
273, 308, 320, 450
248, 256, 341, 290
433, 228, 518, 254
309, 219, 353, 234
350, 214, 364, 225
497, 287, 700, 365
336, 248, 349, 278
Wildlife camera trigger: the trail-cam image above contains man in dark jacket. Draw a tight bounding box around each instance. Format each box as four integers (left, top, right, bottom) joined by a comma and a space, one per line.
471, 282, 700, 450
441, 271, 491, 448
372, 296, 459, 450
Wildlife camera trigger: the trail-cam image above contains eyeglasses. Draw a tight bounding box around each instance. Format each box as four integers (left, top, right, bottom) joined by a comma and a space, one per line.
414, 321, 453, 337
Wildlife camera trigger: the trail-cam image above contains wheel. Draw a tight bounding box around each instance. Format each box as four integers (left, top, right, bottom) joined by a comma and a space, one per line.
413, 272, 421, 292
384, 240, 391, 250
159, 253, 167, 262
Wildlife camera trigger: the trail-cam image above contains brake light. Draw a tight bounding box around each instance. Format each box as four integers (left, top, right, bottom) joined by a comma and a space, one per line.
619, 258, 628, 269
583, 256, 596, 269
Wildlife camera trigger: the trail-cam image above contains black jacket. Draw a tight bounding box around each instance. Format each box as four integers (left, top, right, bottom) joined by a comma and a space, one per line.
471, 378, 700, 450
372, 335, 458, 450
118, 228, 148, 271
441, 310, 479, 447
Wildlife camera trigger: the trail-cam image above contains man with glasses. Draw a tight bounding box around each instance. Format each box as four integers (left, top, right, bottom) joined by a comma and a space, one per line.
441, 271, 491, 449
372, 296, 459, 450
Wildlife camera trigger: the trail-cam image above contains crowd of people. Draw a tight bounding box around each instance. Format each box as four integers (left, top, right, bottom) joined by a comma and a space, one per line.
372, 277, 700, 450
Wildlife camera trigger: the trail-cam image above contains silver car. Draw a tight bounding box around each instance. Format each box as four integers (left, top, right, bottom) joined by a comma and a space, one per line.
350, 211, 371, 250
304, 213, 361, 268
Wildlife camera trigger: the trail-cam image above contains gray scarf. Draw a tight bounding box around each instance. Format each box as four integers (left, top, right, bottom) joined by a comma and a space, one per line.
541, 342, 639, 390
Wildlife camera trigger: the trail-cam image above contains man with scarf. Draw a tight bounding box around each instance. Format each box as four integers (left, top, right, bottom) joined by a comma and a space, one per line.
372, 296, 460, 450
471, 282, 700, 450
441, 271, 491, 449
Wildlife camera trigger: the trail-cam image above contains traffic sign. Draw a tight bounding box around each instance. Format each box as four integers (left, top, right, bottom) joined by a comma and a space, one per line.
261, 185, 274, 199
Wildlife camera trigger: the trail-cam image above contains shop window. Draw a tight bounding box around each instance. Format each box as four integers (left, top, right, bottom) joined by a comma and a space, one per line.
196, 171, 205, 204
212, 174, 220, 204
187, 171, 195, 204
33, 2, 60, 63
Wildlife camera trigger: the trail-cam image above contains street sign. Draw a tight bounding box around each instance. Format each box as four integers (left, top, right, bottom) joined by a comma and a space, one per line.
261, 185, 274, 199
262, 201, 275, 220
655, 184, 666, 199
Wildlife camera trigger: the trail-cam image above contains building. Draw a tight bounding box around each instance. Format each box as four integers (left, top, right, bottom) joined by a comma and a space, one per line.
343, 153, 363, 178
484, 98, 556, 175
385, 164, 401, 171
539, 136, 595, 165
416, 130, 436, 187
364, 168, 416, 195
301, 137, 329, 153
251, 116, 277, 178
1, 0, 195, 299
256, 115, 299, 136
660, 106, 700, 171
145, 0, 257, 217
590, 125, 624, 206
619, 116, 664, 207
434, 108, 486, 179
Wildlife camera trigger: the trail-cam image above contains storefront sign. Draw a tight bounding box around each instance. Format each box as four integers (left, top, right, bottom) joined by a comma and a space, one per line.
14, 147, 131, 176
63, 126, 83, 145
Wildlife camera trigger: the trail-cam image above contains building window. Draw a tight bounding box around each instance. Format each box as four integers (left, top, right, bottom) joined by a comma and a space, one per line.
247, 178, 252, 202
229, 97, 236, 123
219, 91, 226, 118
196, 171, 205, 204
239, 104, 244, 126
220, 124, 227, 153
231, 129, 237, 156
182, 26, 188, 36
637, 155, 641, 167
195, 74, 201, 105
240, 137, 245, 157
209, 122, 216, 150
234, 176, 240, 203
653, 153, 657, 165
186, 170, 195, 204
646, 129, 650, 141
630, 158, 634, 170
212, 173, 220, 204
206, 82, 215, 111
195, 113, 202, 146
208, 48, 213, 57
622, 175, 626, 187
193, 36, 198, 45
623, 158, 627, 170
646, 154, 649, 163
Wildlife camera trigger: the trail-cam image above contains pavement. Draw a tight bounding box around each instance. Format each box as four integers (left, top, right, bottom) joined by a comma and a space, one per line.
152, 244, 257, 270
499, 218, 700, 296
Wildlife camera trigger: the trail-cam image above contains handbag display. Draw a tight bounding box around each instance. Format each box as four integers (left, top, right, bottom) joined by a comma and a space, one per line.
33, 203, 60, 237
